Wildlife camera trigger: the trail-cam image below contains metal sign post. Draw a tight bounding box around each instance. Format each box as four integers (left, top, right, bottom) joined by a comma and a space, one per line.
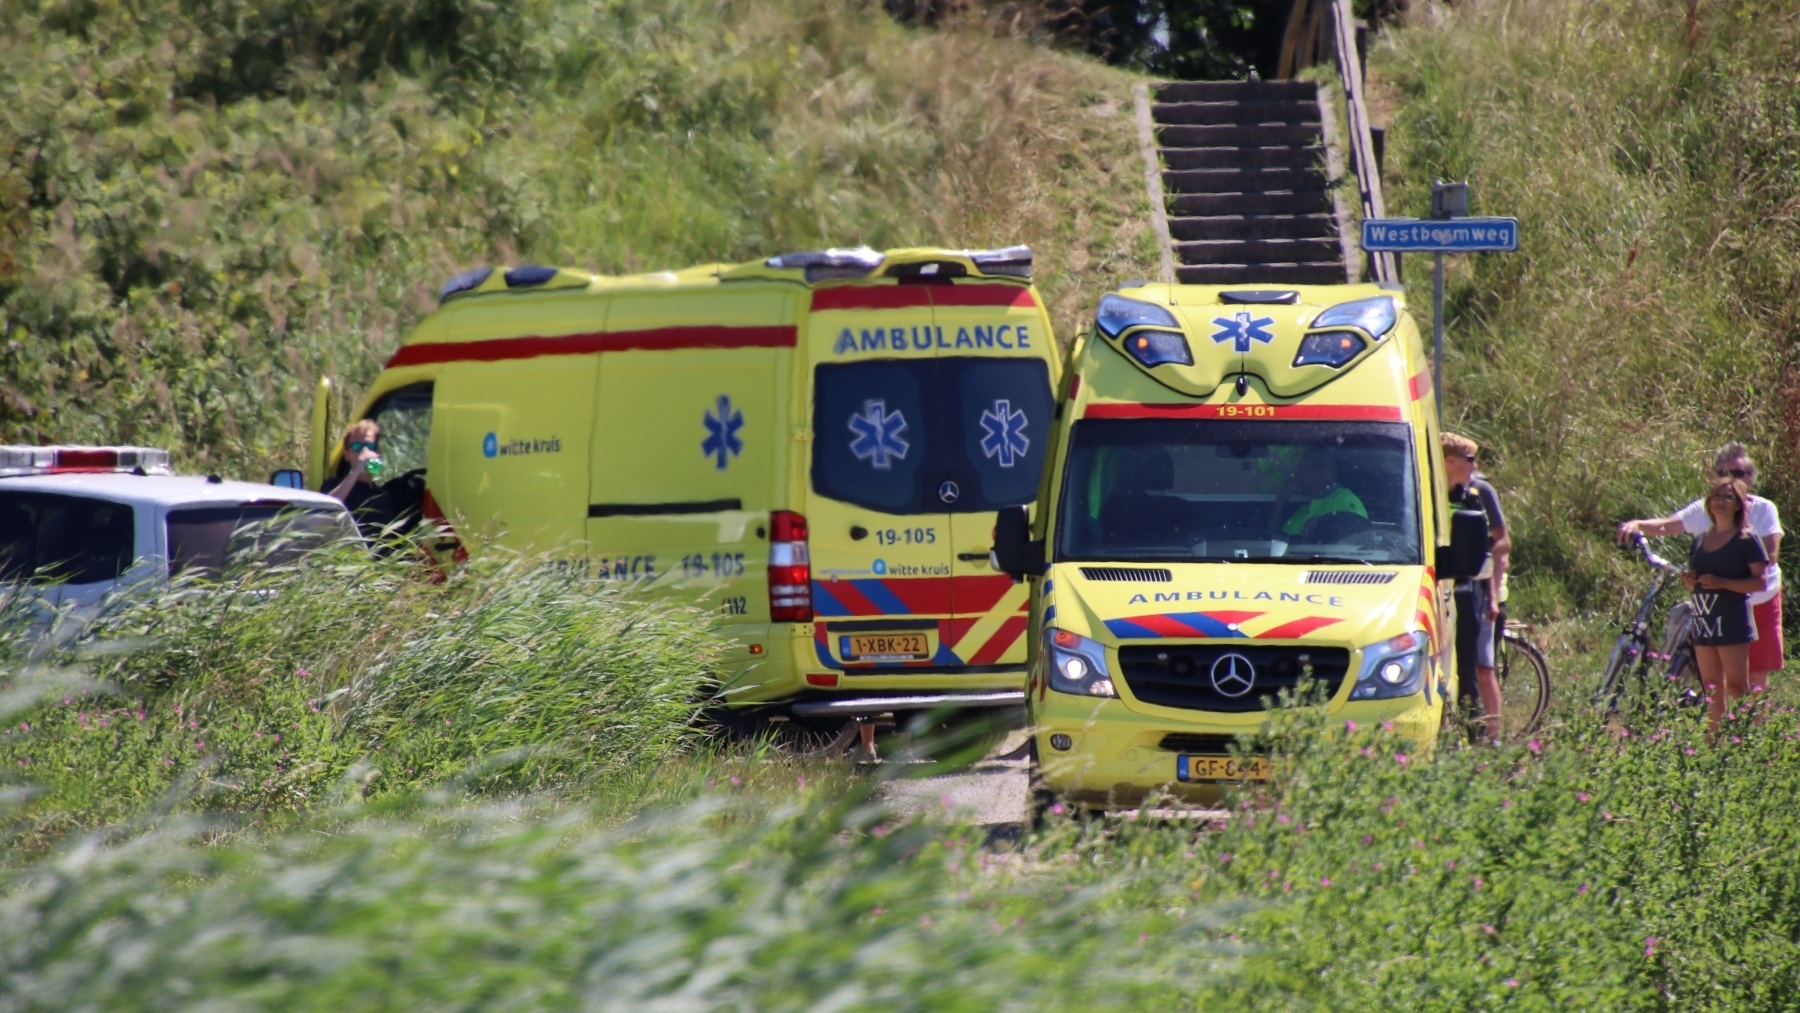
1361, 182, 1518, 419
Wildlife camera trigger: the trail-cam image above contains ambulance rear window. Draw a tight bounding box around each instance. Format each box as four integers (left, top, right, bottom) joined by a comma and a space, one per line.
812, 358, 1053, 515
0, 492, 136, 585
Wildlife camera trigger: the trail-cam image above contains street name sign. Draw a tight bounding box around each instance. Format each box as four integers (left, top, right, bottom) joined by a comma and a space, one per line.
1361, 217, 1519, 253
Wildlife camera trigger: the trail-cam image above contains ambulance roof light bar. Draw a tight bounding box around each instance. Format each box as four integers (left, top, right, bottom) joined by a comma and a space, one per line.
0, 445, 173, 478
765, 247, 886, 283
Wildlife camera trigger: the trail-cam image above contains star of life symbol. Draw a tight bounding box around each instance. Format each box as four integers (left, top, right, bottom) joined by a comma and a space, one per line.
1210, 311, 1277, 353
1209, 652, 1256, 699
701, 394, 744, 471
848, 399, 910, 469
978, 399, 1030, 468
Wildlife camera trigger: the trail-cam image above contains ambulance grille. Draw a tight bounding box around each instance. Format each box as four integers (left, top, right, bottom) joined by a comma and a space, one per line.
1300, 570, 1396, 585
1158, 733, 1268, 755
1080, 566, 1172, 582
1118, 645, 1350, 713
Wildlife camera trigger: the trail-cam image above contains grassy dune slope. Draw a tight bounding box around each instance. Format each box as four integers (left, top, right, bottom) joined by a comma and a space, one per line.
1375, 0, 1800, 626
0, 0, 1156, 476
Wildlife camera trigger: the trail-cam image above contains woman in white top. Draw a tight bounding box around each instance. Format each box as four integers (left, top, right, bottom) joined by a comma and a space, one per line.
1619, 442, 1783, 692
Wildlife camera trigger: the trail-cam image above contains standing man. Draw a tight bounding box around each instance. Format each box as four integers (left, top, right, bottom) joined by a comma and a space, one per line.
1618, 442, 1783, 691
1443, 433, 1511, 742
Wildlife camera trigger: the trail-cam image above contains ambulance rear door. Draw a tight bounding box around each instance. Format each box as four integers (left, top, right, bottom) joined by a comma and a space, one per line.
931, 281, 1055, 669
805, 281, 958, 671
585, 285, 792, 620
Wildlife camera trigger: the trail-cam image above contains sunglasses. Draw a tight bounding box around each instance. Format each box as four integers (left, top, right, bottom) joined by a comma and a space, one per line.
348, 440, 379, 452
1717, 467, 1750, 479
1708, 494, 1739, 504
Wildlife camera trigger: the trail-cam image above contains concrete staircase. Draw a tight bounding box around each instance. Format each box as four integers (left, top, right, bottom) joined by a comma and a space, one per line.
1149, 80, 1351, 285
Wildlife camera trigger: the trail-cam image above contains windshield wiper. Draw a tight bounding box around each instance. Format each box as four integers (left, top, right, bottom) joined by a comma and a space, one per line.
1280, 554, 1385, 565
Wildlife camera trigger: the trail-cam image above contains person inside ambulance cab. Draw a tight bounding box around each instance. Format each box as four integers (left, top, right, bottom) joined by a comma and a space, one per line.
1280, 447, 1368, 540
324, 420, 422, 542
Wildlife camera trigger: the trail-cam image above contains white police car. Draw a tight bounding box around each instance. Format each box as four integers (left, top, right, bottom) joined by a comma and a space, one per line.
1, 445, 360, 612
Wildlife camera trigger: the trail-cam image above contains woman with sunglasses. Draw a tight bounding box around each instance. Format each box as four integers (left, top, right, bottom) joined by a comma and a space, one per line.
325, 420, 386, 524
1680, 478, 1770, 735
1618, 442, 1784, 689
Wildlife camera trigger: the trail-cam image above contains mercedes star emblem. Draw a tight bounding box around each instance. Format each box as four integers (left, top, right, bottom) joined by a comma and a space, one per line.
938, 480, 960, 504
1209, 652, 1256, 699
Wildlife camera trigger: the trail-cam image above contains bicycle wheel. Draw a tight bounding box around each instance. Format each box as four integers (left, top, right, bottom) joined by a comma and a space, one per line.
1497, 631, 1552, 738
1594, 635, 1641, 713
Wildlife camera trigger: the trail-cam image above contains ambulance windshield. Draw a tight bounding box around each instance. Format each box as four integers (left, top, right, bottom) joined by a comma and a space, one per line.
1056, 419, 1421, 565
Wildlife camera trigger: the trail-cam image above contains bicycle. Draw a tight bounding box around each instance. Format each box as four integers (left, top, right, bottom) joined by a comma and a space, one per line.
1594, 534, 1699, 714
1495, 619, 1552, 738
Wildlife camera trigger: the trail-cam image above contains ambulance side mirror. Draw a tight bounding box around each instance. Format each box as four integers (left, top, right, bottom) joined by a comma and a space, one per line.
270, 469, 306, 489
992, 505, 1044, 578
1436, 509, 1490, 581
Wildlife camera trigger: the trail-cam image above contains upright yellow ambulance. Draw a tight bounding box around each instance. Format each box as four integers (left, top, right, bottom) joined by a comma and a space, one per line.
318, 247, 1061, 717
990, 282, 1489, 809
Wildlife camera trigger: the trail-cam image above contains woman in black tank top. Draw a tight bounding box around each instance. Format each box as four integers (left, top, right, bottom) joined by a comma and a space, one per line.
1683, 478, 1770, 736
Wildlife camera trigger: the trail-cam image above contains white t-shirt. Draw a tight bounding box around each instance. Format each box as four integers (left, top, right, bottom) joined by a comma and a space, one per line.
1677, 494, 1782, 605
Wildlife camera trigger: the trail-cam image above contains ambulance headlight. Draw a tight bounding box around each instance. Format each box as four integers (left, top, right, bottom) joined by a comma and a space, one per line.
1293, 330, 1366, 368
1311, 296, 1397, 338
1123, 329, 1193, 368
1350, 631, 1426, 700
1044, 629, 1117, 698
1095, 294, 1180, 338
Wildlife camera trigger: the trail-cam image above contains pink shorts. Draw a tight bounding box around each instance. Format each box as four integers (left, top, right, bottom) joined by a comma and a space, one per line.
1751, 593, 1784, 674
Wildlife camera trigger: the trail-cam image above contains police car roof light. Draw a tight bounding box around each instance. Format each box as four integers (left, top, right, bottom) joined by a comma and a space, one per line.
439, 266, 494, 300
0, 445, 173, 478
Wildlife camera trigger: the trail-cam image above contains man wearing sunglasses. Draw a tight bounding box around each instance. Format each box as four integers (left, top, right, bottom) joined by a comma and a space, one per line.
1619, 442, 1785, 688
325, 419, 397, 539
1444, 432, 1510, 743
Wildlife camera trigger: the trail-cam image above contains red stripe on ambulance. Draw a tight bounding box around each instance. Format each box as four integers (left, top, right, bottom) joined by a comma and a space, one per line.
808, 286, 1037, 312
1082, 403, 1404, 421
385, 325, 797, 367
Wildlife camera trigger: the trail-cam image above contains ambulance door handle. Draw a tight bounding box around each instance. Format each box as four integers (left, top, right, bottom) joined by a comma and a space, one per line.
956, 551, 989, 561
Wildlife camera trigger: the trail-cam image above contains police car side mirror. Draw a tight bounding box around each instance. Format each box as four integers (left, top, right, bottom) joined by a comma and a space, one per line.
270, 469, 305, 489
992, 505, 1044, 578
1436, 509, 1490, 581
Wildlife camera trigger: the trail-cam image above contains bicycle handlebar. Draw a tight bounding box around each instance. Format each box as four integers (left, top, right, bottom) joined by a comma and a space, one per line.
1631, 532, 1673, 570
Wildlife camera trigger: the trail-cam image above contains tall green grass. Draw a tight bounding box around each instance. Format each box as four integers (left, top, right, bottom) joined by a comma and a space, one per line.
0, 550, 722, 850
1375, 0, 1800, 633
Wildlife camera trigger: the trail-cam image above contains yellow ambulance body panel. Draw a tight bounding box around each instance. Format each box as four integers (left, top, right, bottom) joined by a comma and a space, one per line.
330, 248, 1060, 714
1010, 282, 1472, 809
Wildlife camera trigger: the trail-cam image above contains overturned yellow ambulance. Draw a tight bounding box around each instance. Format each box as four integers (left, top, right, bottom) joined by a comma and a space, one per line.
314, 247, 1062, 718
990, 283, 1489, 808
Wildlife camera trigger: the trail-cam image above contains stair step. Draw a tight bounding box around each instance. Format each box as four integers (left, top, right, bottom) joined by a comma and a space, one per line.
1154, 80, 1317, 103
1176, 262, 1349, 285
1160, 145, 1324, 170
1152, 100, 1320, 126
1157, 123, 1323, 147
1168, 214, 1338, 242
1168, 191, 1337, 217
1174, 237, 1343, 265
1161, 166, 1328, 195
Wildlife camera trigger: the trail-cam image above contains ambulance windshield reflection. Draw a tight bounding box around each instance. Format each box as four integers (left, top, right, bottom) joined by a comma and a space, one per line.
1056, 419, 1421, 566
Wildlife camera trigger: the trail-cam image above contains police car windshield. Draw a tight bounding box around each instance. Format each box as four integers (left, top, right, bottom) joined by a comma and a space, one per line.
1056, 419, 1421, 566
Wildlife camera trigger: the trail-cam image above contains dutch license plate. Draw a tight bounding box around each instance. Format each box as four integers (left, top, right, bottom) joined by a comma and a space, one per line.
842, 633, 930, 661
1178, 754, 1272, 783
